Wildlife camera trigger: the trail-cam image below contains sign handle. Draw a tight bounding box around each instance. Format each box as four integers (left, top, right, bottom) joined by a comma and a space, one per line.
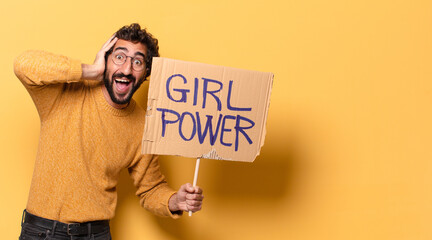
188, 157, 201, 217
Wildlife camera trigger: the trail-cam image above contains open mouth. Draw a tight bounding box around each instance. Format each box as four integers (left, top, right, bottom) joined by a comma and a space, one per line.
114, 78, 133, 94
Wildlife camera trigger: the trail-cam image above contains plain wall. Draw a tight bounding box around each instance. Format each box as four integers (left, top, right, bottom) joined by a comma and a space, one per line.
1, 0, 431, 239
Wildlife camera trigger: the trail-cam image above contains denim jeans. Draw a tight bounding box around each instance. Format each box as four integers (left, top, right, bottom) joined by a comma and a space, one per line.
19, 211, 112, 240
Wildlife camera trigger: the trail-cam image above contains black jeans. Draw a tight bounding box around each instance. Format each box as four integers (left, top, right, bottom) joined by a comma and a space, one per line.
19, 211, 112, 240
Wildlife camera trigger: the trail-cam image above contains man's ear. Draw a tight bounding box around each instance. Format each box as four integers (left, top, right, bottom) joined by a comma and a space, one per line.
139, 75, 147, 84
146, 67, 151, 78
143, 67, 151, 81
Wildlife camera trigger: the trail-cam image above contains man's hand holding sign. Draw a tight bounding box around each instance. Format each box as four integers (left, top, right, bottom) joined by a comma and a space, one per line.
169, 183, 204, 214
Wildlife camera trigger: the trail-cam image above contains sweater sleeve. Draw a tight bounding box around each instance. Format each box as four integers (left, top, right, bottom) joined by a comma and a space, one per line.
128, 154, 181, 219
14, 50, 82, 86
13, 50, 83, 119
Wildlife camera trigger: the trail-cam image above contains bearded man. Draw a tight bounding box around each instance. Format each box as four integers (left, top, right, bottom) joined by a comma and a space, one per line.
14, 23, 203, 240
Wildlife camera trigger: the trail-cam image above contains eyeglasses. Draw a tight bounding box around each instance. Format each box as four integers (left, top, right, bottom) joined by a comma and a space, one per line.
111, 50, 146, 72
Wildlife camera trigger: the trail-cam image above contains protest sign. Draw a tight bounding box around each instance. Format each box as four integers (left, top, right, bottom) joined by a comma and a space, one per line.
142, 57, 273, 162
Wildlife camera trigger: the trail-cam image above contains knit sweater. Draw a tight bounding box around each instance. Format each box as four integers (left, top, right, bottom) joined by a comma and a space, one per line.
14, 50, 178, 223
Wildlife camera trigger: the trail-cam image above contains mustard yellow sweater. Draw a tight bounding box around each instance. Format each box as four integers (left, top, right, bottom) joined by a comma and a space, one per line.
14, 50, 178, 223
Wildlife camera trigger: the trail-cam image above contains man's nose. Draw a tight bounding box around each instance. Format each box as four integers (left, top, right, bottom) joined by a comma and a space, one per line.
119, 57, 133, 75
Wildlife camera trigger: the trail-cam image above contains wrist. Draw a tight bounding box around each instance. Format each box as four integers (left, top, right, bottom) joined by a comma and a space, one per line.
81, 64, 102, 80
168, 193, 180, 212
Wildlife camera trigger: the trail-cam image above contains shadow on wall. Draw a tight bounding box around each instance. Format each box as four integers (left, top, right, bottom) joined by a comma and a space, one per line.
205, 140, 297, 200
149, 131, 304, 240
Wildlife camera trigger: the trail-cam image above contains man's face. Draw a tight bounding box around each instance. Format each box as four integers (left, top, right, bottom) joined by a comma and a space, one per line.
104, 39, 147, 105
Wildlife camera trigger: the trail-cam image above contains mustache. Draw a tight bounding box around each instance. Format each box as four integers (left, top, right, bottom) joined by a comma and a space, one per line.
112, 73, 136, 82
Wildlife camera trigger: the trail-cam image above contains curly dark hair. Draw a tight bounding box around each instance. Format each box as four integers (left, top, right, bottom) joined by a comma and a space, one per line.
107, 23, 160, 79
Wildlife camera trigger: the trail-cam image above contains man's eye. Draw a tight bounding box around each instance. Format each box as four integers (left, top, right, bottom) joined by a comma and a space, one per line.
134, 59, 143, 66
115, 54, 124, 60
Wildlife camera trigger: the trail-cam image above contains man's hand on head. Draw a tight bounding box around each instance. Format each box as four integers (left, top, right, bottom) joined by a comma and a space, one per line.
169, 183, 204, 214
81, 35, 118, 80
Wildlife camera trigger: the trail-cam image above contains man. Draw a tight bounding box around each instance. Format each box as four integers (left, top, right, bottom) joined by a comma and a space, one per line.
14, 23, 203, 239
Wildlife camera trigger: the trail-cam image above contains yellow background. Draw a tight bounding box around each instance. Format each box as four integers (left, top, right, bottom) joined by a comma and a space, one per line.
1, 0, 431, 239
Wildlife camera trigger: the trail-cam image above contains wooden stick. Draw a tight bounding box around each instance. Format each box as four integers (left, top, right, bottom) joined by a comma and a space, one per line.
189, 158, 201, 217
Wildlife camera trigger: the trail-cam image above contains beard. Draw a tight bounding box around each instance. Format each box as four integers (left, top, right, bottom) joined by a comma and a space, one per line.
103, 72, 144, 105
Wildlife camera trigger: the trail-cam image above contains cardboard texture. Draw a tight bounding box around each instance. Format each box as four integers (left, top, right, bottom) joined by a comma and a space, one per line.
142, 57, 273, 162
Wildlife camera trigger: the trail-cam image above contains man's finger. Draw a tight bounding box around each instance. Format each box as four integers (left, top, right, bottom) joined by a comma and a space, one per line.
181, 183, 193, 193
184, 184, 202, 193
193, 186, 203, 194
102, 37, 118, 51
186, 193, 204, 201
179, 183, 191, 193
102, 34, 117, 48
188, 204, 202, 212
186, 199, 203, 207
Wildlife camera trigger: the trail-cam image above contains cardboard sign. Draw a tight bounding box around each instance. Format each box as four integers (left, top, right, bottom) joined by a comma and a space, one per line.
142, 57, 273, 162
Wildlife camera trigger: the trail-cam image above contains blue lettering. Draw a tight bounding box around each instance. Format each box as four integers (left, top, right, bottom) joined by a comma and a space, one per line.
179, 112, 196, 141
196, 112, 223, 145
227, 80, 252, 111
202, 78, 222, 111
193, 77, 199, 106
220, 115, 235, 147
156, 108, 180, 137
234, 115, 255, 151
166, 74, 189, 103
